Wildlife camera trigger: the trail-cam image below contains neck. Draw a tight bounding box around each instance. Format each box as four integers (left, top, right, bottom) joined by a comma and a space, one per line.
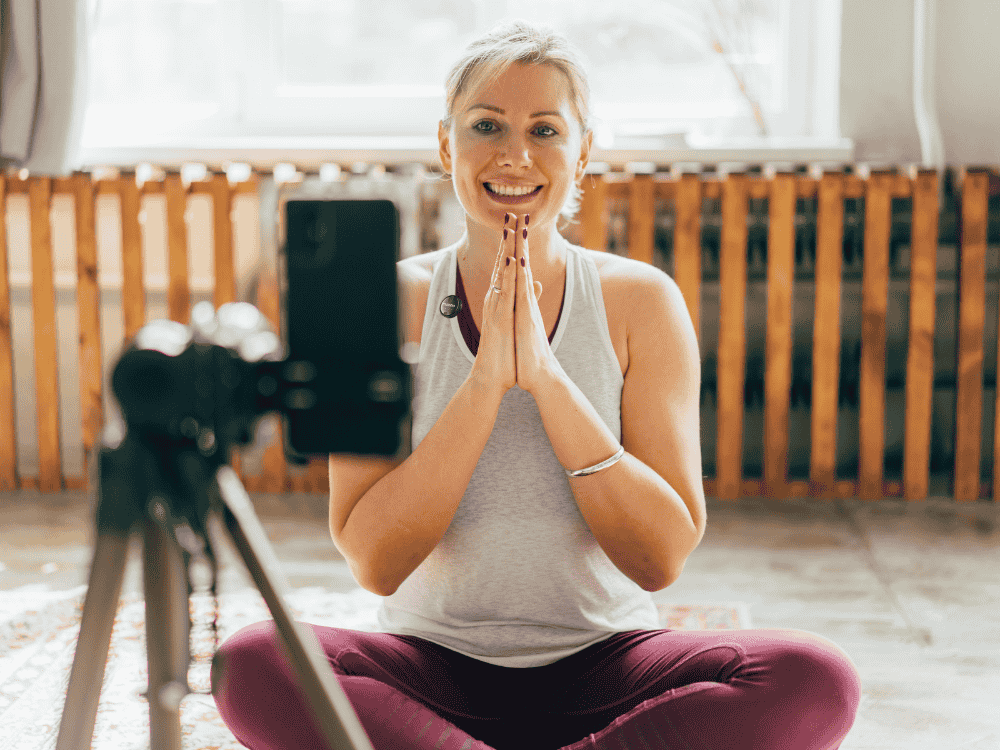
457, 218, 567, 293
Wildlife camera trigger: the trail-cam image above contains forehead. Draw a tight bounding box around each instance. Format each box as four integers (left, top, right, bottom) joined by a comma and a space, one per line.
459, 62, 573, 116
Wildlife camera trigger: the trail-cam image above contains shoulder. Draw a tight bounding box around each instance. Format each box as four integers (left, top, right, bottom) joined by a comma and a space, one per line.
397, 245, 456, 344
399, 245, 450, 280
575, 244, 665, 287
574, 244, 681, 333
397, 245, 451, 303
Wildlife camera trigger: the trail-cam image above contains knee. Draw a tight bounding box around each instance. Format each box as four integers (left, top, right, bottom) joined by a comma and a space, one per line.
770, 630, 862, 723
210, 620, 284, 701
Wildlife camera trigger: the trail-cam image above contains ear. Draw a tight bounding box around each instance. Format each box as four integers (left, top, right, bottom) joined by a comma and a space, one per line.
438, 120, 452, 175
575, 128, 594, 184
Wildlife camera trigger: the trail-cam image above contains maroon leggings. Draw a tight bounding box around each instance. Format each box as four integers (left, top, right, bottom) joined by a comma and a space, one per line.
210, 622, 861, 750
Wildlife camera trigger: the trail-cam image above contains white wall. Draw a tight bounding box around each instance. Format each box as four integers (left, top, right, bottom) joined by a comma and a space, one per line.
840, 0, 1000, 166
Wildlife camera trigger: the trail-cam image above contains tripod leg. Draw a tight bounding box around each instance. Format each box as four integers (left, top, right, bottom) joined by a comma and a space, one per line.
55, 529, 132, 750
212, 466, 375, 750
142, 509, 191, 750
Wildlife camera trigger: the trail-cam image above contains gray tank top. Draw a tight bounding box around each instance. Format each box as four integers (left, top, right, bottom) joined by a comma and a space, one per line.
373, 242, 660, 667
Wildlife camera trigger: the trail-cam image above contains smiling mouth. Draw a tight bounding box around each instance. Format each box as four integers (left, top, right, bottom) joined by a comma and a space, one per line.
484, 183, 543, 197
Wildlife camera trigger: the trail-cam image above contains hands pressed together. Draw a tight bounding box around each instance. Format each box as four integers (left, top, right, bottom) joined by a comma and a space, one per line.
474, 212, 564, 399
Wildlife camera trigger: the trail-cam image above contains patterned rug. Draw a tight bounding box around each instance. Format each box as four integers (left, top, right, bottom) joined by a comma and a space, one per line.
0, 584, 751, 750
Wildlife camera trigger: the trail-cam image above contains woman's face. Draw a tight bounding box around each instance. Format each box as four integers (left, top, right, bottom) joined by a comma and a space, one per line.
439, 61, 592, 233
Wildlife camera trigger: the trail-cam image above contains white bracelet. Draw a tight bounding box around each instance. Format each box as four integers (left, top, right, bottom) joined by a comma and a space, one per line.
565, 445, 625, 477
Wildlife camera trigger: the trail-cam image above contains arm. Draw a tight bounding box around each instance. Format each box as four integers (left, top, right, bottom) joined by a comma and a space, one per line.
530, 270, 706, 592
336, 374, 505, 596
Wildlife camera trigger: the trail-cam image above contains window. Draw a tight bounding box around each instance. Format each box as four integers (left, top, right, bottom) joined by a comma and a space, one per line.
81, 0, 842, 154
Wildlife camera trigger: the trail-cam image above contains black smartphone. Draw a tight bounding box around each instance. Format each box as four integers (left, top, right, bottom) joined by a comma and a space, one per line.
279, 199, 410, 458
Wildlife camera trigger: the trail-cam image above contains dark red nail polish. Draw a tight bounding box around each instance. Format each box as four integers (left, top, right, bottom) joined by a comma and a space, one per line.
503, 228, 507, 240
525, 214, 530, 226
506, 257, 510, 266
520, 257, 525, 267
522, 228, 527, 239
504, 214, 509, 225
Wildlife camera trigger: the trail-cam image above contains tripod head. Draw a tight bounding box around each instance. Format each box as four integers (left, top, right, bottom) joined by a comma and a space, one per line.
101, 302, 291, 542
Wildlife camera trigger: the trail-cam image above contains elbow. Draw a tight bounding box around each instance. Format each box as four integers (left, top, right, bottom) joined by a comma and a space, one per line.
331, 527, 395, 597
633, 558, 676, 593
645, 546, 695, 592
639, 566, 683, 594
356, 550, 404, 597
348, 556, 396, 597
641, 566, 679, 593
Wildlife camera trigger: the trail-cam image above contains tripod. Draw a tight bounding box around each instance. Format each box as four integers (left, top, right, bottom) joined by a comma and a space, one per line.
53, 306, 391, 750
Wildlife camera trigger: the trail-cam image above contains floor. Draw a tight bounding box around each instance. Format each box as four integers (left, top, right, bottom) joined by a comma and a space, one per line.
1, 484, 998, 750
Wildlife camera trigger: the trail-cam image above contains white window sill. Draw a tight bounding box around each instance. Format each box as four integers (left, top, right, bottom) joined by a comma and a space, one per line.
76, 135, 855, 173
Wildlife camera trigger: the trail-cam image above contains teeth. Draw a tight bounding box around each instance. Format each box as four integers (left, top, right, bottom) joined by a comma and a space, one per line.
487, 183, 538, 197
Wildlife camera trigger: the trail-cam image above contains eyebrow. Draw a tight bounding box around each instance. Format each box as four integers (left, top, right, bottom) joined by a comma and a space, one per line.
465, 104, 566, 120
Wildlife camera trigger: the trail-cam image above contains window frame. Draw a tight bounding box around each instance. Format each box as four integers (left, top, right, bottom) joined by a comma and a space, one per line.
78, 0, 852, 167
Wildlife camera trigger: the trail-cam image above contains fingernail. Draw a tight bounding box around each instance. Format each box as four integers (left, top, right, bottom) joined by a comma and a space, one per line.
525, 214, 530, 226
522, 228, 527, 239
503, 228, 507, 239
506, 257, 510, 266
504, 214, 509, 225
520, 257, 525, 267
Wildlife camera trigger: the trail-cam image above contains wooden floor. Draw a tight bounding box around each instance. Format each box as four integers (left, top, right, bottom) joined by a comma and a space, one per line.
1, 483, 998, 750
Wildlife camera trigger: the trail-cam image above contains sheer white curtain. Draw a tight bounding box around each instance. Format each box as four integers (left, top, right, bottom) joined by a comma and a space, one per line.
0, 0, 88, 175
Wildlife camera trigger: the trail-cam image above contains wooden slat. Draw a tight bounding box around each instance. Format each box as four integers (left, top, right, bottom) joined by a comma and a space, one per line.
763, 173, 796, 498
0, 176, 16, 490
903, 170, 940, 500
995, 228, 1000, 503
119, 175, 145, 341
716, 173, 750, 499
858, 173, 893, 500
211, 172, 236, 307
164, 173, 191, 323
953, 170, 989, 501
256, 266, 288, 493
29, 178, 62, 492
626, 174, 655, 264
74, 173, 103, 484
749, 180, 769, 200
841, 176, 862, 199
797, 180, 818, 200
208, 172, 242, 477
810, 173, 845, 498
705, 478, 907, 499
672, 174, 702, 344
307, 455, 329, 494
580, 173, 609, 251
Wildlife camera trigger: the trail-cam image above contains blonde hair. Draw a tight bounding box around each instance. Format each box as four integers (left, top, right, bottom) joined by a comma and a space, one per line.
439, 19, 593, 231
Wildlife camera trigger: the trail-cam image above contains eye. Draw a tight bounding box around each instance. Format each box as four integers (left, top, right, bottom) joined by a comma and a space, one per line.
472, 120, 559, 137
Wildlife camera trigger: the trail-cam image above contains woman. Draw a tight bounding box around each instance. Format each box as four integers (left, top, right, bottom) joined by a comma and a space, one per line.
211, 20, 861, 750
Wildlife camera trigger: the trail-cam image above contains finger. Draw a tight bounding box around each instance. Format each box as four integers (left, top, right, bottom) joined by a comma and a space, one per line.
518, 218, 530, 298
508, 215, 519, 292
493, 214, 515, 291
502, 239, 516, 303
490, 220, 507, 290
534, 279, 543, 300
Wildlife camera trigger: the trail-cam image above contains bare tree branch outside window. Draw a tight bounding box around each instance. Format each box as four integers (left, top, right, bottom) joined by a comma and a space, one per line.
701, 0, 770, 136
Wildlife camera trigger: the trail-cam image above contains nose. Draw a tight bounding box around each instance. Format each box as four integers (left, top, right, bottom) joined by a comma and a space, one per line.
497, 132, 533, 169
